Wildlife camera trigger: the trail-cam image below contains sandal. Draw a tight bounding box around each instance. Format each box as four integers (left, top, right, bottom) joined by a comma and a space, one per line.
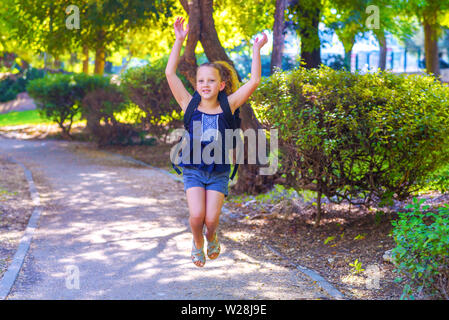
207, 232, 221, 260
191, 239, 205, 267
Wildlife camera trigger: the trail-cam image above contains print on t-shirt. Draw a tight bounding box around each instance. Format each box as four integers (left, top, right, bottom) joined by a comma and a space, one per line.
200, 113, 219, 143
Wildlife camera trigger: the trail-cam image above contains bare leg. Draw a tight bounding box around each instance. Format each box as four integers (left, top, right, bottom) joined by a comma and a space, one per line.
186, 187, 206, 265
204, 190, 225, 242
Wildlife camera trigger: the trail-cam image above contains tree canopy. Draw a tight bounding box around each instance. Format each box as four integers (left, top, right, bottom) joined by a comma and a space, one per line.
1, 0, 448, 75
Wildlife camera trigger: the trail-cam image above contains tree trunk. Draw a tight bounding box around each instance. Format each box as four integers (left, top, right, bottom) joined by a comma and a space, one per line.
178, 0, 277, 195
58, 122, 73, 140
54, 57, 61, 69
423, 16, 440, 77
179, 0, 201, 84
43, 52, 48, 71
94, 29, 106, 75
301, 43, 321, 69
336, 30, 356, 71
297, 6, 321, 69
83, 45, 89, 74
94, 46, 105, 75
376, 30, 387, 71
344, 48, 352, 71
271, 0, 286, 74
230, 104, 278, 195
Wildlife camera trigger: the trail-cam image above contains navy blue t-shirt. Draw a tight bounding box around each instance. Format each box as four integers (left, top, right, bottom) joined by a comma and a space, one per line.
178, 108, 231, 173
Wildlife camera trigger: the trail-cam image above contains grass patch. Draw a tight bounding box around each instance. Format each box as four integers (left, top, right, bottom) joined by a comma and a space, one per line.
0, 109, 52, 126
0, 109, 83, 127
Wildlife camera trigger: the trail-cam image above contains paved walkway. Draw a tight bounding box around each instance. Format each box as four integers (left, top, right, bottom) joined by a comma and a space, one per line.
0, 137, 326, 300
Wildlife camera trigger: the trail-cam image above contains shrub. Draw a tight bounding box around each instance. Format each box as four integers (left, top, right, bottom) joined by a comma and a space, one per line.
0, 78, 17, 102
422, 164, 449, 194
72, 73, 110, 99
0, 67, 45, 102
392, 198, 449, 300
27, 74, 80, 138
24, 67, 46, 82
81, 86, 146, 146
26, 73, 111, 138
120, 57, 188, 143
250, 66, 449, 224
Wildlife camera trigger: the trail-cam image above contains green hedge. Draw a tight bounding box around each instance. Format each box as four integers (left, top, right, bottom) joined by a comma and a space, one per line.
120, 57, 190, 142
0, 67, 45, 102
392, 198, 449, 300
0, 78, 17, 102
250, 66, 449, 222
26, 73, 111, 138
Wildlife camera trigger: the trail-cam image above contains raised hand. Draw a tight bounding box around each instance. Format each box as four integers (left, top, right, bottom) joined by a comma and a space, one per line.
174, 16, 189, 41
253, 32, 268, 51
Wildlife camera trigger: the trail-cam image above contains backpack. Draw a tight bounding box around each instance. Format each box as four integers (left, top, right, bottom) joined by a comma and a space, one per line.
171, 90, 242, 180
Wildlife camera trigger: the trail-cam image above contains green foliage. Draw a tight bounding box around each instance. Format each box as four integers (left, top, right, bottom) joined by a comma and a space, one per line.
26, 73, 79, 135
0, 67, 45, 102
324, 236, 336, 245
391, 198, 449, 300
397, 0, 449, 24
120, 57, 187, 142
113, 101, 146, 125
71, 73, 111, 99
78, 81, 155, 147
0, 78, 17, 102
250, 66, 449, 209
349, 259, 365, 274
24, 67, 46, 81
80, 84, 136, 146
3, 0, 177, 65
214, 0, 276, 46
423, 164, 449, 194
288, 0, 323, 54
353, 233, 366, 240
26, 73, 111, 137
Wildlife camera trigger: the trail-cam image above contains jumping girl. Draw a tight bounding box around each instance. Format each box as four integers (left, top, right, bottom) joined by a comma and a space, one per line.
165, 16, 267, 267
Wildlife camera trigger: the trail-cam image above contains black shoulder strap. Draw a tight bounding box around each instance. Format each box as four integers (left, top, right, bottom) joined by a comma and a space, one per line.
218, 91, 242, 181
184, 91, 201, 131
218, 90, 237, 129
234, 107, 241, 127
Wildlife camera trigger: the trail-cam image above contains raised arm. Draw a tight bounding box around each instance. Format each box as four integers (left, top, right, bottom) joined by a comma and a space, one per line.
228, 32, 268, 114
165, 17, 192, 113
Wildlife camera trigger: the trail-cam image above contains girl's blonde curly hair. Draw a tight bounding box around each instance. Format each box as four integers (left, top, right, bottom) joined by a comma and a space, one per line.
197, 60, 240, 96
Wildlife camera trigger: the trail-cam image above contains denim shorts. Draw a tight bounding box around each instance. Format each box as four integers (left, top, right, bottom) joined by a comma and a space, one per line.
182, 166, 231, 197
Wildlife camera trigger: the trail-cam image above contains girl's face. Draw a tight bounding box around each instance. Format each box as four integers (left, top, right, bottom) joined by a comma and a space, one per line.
196, 66, 226, 99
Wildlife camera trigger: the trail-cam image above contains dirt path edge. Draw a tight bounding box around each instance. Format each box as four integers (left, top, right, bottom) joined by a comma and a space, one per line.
0, 156, 42, 300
